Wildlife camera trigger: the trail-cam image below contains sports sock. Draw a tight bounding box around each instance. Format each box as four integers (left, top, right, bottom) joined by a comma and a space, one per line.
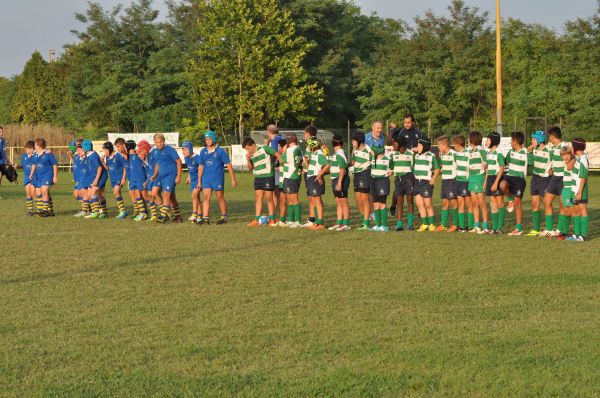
516, 223, 523, 231
26, 197, 33, 212
467, 212, 474, 229
48, 197, 54, 212
336, 219, 342, 226
90, 196, 100, 213
280, 216, 287, 223
428, 215, 435, 225
36, 195, 43, 212
83, 200, 90, 213
173, 203, 181, 218
381, 208, 388, 226
574, 216, 582, 236
255, 215, 260, 221
362, 218, 369, 227
396, 220, 403, 228
451, 208, 459, 227
482, 221, 489, 230
532, 210, 541, 231
458, 212, 465, 229
374, 209, 382, 227
581, 216, 589, 237
160, 205, 169, 219
491, 212, 498, 230
545, 214, 554, 231
149, 202, 157, 217
116, 196, 125, 212
441, 210, 449, 227
136, 198, 146, 214
316, 217, 324, 225
269, 214, 276, 221
474, 222, 481, 229
100, 199, 107, 212
497, 207, 506, 231
558, 215, 565, 233
343, 219, 350, 226
407, 213, 414, 227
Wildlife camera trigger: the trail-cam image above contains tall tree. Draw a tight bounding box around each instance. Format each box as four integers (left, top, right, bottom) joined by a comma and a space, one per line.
188, 0, 322, 142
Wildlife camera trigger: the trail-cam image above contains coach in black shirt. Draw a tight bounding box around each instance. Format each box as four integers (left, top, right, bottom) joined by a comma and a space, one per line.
388, 114, 422, 149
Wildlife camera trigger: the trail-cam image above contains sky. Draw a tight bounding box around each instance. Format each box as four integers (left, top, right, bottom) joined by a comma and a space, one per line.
0, 0, 598, 78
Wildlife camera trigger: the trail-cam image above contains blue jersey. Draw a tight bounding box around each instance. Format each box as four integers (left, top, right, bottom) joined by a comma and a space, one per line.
365, 132, 385, 148
185, 154, 202, 181
127, 153, 146, 182
21, 153, 35, 185
86, 151, 106, 185
0, 138, 6, 165
33, 151, 58, 181
199, 146, 230, 181
76, 155, 89, 185
106, 152, 125, 184
154, 145, 179, 176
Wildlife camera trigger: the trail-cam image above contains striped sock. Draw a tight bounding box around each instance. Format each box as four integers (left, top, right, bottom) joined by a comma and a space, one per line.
42, 201, 49, 212
149, 202, 156, 218
26, 198, 34, 212
100, 199, 107, 212
83, 200, 90, 213
90, 196, 100, 213
36, 195, 43, 212
173, 204, 181, 218
116, 196, 125, 212
48, 197, 54, 212
160, 205, 169, 219
136, 198, 147, 214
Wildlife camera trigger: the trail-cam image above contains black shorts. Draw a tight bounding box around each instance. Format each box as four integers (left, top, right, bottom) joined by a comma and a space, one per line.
504, 175, 526, 198
441, 179, 457, 200
254, 176, 276, 191
394, 174, 414, 196
372, 195, 388, 204
485, 175, 503, 197
284, 178, 301, 195
414, 179, 434, 198
455, 180, 470, 197
370, 177, 390, 197
531, 175, 551, 197
332, 175, 350, 198
545, 175, 563, 196
353, 169, 371, 194
307, 176, 325, 197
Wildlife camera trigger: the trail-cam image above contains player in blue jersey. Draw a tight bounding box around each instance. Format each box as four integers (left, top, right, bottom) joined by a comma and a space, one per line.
197, 131, 238, 225
102, 141, 128, 219
82, 140, 108, 219
124, 140, 149, 221
29, 138, 58, 217
150, 133, 183, 223
144, 144, 162, 221
20, 140, 36, 215
182, 141, 203, 223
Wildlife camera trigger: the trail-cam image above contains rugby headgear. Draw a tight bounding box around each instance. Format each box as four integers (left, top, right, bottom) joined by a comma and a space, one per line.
69, 141, 77, 154
331, 135, 344, 147
82, 140, 93, 152
572, 138, 586, 152
182, 141, 194, 153
306, 137, 319, 151
418, 137, 431, 152
204, 130, 217, 144
102, 141, 114, 153
532, 130, 546, 145
137, 140, 151, 153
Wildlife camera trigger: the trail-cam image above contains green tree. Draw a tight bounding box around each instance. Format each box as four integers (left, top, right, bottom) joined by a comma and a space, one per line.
0, 77, 17, 124
188, 0, 322, 142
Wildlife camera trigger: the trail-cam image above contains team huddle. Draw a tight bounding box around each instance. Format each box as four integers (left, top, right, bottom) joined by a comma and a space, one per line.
17, 124, 590, 241
243, 125, 590, 241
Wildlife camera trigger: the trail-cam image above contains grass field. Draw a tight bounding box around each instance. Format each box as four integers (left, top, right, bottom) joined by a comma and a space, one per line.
1, 171, 600, 396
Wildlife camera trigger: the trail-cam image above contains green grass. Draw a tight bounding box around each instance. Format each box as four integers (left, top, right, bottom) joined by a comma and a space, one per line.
1, 172, 599, 397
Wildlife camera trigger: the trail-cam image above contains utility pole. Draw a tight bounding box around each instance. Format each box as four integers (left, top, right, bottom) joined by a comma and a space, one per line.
496, 0, 504, 136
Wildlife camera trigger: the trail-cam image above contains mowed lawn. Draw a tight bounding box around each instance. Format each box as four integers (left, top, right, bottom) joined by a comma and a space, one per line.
1, 171, 600, 397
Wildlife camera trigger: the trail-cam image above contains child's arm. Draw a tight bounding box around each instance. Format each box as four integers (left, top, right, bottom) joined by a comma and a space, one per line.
121, 168, 127, 186
316, 164, 330, 185
175, 158, 182, 184
151, 163, 159, 181
29, 164, 36, 180
430, 168, 440, 186
92, 166, 102, 186
53, 164, 59, 184
226, 163, 237, 188
246, 152, 254, 171
274, 152, 283, 165
197, 165, 203, 190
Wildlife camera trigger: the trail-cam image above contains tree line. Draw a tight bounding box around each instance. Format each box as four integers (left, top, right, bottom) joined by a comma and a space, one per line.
0, 0, 599, 143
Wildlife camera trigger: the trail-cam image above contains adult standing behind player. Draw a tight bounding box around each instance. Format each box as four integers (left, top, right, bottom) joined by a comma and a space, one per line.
389, 114, 422, 216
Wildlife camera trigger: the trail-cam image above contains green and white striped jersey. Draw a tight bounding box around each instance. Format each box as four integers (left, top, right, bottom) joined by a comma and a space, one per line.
571, 155, 589, 195
549, 141, 567, 177
413, 151, 440, 181
282, 145, 303, 180
307, 149, 328, 176
529, 145, 551, 177
453, 148, 469, 182
250, 145, 276, 177
371, 154, 391, 179
486, 149, 505, 176
390, 150, 414, 176
440, 149, 457, 180
468, 146, 487, 176
329, 149, 348, 180
506, 148, 528, 178
352, 145, 372, 173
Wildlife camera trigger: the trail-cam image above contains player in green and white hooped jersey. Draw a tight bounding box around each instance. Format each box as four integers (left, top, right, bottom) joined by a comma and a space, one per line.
485, 133, 506, 233
452, 135, 474, 231
436, 135, 458, 232
275, 139, 288, 226
414, 137, 441, 232
242, 137, 283, 226
558, 147, 577, 239
391, 136, 415, 231
305, 136, 330, 229
541, 127, 567, 236
525, 130, 551, 236
467, 131, 489, 233
351, 132, 372, 230
570, 138, 590, 241
282, 134, 304, 227
370, 145, 392, 231
302, 126, 319, 227
499, 132, 528, 235
328, 135, 351, 231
